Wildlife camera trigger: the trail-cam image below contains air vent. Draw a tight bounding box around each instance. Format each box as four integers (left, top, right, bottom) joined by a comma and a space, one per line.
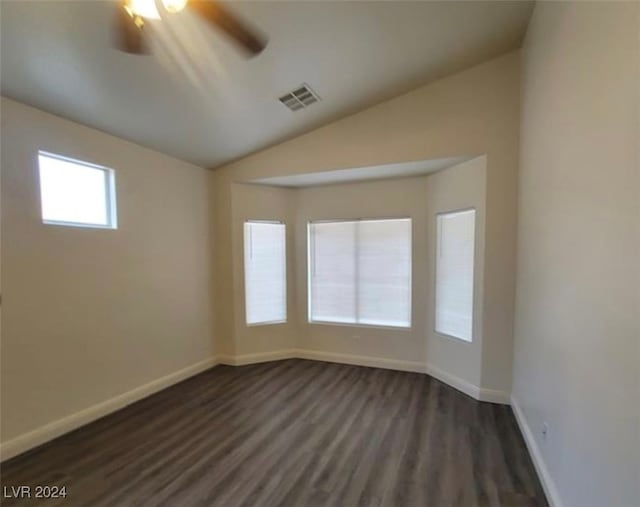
278, 84, 320, 111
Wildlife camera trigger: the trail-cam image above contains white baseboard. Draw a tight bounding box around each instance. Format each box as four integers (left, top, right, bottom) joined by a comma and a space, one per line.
296, 349, 427, 374
1, 350, 510, 463
425, 362, 481, 399
478, 387, 511, 404
218, 349, 297, 366
0, 357, 218, 462
424, 363, 510, 404
296, 349, 509, 404
510, 396, 562, 507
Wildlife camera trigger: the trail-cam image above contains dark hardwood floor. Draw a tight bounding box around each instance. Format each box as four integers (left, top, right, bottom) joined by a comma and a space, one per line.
1, 359, 547, 507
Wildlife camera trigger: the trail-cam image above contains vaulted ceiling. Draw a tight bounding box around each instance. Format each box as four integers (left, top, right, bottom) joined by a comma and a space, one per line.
0, 1, 533, 168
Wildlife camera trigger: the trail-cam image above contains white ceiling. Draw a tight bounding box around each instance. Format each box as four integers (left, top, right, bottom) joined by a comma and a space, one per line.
0, 1, 533, 168
250, 156, 472, 187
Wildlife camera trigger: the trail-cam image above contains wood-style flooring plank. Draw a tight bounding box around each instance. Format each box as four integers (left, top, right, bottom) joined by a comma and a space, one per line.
1, 360, 548, 507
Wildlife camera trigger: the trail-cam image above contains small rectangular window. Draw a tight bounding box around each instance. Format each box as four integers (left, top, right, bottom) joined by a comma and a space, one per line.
38, 151, 117, 229
435, 209, 476, 342
244, 221, 287, 325
308, 218, 412, 328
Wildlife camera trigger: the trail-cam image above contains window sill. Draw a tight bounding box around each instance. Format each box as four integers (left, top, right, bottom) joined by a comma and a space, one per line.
43, 220, 117, 230
246, 320, 288, 327
435, 330, 473, 344
308, 320, 412, 332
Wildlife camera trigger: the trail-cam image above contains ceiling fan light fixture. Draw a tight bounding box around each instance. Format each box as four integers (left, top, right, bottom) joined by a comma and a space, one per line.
126, 0, 161, 20
162, 0, 188, 14
115, 0, 265, 56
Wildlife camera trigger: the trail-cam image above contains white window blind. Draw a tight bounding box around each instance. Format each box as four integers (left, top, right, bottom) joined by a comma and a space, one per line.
244, 221, 287, 325
308, 218, 411, 328
435, 209, 476, 342
38, 151, 117, 229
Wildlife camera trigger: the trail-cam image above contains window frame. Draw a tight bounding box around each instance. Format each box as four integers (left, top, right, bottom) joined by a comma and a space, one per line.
38, 150, 118, 230
307, 216, 413, 330
434, 207, 477, 343
243, 219, 288, 327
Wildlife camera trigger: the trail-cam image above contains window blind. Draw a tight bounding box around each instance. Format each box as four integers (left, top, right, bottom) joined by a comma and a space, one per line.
308, 218, 411, 328
435, 209, 476, 341
244, 221, 286, 325
308, 221, 356, 324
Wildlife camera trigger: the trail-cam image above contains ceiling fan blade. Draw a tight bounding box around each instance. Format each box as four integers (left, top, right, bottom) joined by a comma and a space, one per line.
189, 1, 266, 56
114, 0, 148, 54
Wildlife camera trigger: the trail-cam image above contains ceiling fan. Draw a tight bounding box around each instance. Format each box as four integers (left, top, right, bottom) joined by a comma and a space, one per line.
115, 0, 266, 56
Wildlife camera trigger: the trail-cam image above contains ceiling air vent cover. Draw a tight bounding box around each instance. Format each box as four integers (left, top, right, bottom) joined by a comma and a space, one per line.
278, 84, 320, 111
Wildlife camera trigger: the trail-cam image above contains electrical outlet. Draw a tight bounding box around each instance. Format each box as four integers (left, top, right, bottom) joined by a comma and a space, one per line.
541, 422, 549, 441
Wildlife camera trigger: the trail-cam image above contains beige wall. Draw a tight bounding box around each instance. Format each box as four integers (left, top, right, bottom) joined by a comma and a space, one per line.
425, 157, 486, 388
294, 176, 431, 364
293, 157, 486, 389
513, 2, 640, 507
225, 158, 487, 391
1, 98, 215, 444
212, 51, 520, 394
230, 183, 297, 356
